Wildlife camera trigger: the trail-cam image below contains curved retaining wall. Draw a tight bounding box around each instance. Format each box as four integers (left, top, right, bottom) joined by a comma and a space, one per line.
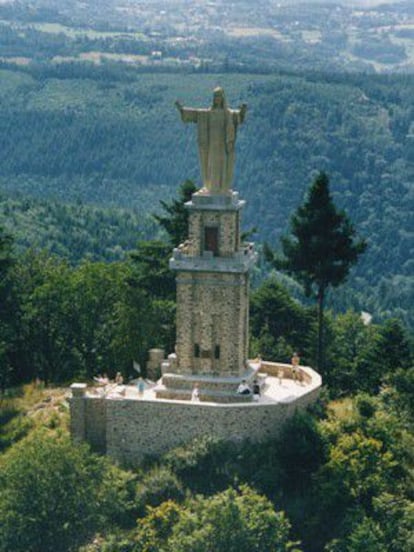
70, 364, 321, 466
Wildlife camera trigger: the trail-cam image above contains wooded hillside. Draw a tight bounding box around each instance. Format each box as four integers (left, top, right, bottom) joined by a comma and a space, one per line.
0, 64, 412, 325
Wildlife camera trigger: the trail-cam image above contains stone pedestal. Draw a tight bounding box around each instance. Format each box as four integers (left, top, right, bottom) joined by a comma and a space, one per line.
146, 348, 165, 381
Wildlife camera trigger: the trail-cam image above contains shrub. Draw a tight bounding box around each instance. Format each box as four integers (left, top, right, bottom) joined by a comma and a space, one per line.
135, 466, 184, 516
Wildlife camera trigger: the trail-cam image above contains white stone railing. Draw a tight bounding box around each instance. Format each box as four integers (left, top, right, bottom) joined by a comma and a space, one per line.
259, 361, 320, 386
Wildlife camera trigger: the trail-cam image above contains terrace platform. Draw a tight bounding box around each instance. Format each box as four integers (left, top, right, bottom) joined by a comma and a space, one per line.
85, 361, 321, 407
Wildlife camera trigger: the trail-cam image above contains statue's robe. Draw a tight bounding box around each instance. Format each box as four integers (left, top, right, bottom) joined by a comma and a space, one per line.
180, 107, 243, 193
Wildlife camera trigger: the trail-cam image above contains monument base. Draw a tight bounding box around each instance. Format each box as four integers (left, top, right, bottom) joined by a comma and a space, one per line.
154, 361, 262, 403
70, 361, 322, 466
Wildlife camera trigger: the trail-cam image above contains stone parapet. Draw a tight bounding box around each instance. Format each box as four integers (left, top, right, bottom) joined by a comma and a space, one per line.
70, 382, 87, 397
259, 361, 318, 386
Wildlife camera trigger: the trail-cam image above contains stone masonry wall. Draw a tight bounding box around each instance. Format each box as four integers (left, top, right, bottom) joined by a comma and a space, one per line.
188, 212, 202, 256
105, 388, 320, 465
175, 271, 248, 375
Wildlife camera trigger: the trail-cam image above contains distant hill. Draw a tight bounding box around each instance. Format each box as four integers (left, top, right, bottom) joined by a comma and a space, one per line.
0, 64, 412, 326
0, 194, 157, 263
0, 0, 413, 73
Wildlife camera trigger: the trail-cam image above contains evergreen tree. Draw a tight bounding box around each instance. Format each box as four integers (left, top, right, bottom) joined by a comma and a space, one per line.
266, 172, 366, 375
153, 180, 198, 246
129, 240, 176, 301
130, 180, 198, 301
0, 225, 12, 282
0, 226, 14, 391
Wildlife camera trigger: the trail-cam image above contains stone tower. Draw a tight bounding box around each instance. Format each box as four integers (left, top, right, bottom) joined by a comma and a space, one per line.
156, 193, 259, 402
156, 89, 258, 401
171, 191, 257, 377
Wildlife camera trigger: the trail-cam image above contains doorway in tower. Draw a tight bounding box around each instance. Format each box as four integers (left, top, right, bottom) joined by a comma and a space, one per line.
204, 226, 219, 256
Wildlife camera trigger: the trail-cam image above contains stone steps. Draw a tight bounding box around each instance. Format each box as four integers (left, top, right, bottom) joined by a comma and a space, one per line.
161, 364, 262, 393
161, 374, 241, 393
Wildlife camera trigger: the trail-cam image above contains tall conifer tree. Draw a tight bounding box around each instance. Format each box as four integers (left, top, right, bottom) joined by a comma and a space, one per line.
267, 172, 366, 374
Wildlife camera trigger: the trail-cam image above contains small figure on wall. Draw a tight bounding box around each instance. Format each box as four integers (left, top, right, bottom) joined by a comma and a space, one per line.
137, 377, 145, 397
291, 352, 301, 383
191, 383, 200, 402
252, 379, 261, 401
237, 379, 251, 395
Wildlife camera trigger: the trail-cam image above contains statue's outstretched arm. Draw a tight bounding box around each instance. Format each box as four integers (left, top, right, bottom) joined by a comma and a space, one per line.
175, 101, 198, 123
239, 103, 247, 123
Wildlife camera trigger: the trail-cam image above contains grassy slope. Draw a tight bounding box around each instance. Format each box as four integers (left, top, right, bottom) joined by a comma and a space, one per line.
0, 384, 70, 453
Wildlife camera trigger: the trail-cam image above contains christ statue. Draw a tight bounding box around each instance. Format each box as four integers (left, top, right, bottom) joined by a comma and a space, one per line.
175, 87, 247, 193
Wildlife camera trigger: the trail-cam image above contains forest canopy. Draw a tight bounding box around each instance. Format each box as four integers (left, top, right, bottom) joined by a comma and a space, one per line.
0, 65, 412, 325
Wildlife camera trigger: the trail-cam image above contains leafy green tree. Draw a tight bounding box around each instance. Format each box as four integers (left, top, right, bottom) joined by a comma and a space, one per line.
169, 486, 300, 552
302, 388, 412, 551
133, 500, 182, 552
9, 252, 156, 384
371, 493, 414, 552
277, 412, 326, 494
250, 277, 316, 363
20, 258, 75, 384
134, 486, 301, 552
388, 366, 414, 420
353, 318, 413, 395
267, 172, 366, 375
127, 181, 198, 356
0, 430, 134, 552
0, 224, 12, 281
373, 318, 412, 375
135, 466, 184, 517
326, 311, 376, 396
325, 517, 387, 552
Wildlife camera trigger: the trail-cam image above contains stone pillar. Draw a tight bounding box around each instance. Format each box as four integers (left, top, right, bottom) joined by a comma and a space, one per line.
70, 383, 87, 444
146, 348, 165, 380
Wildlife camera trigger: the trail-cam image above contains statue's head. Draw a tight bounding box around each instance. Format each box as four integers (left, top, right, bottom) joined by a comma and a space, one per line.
212, 87, 226, 109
